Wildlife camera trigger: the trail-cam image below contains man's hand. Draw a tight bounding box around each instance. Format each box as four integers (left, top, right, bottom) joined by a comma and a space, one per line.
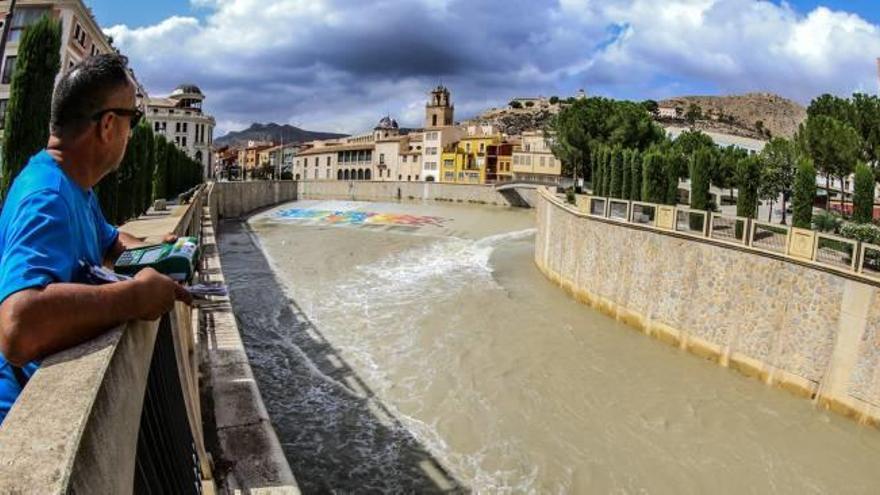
163, 233, 179, 244
132, 268, 192, 321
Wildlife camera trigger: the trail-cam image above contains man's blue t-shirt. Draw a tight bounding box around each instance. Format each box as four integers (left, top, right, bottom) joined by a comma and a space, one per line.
0, 151, 118, 425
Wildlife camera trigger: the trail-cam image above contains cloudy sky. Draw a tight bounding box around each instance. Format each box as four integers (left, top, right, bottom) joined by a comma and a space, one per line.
90, 0, 880, 137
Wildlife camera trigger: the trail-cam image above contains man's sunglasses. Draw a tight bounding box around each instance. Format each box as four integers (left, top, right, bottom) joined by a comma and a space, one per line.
91, 108, 144, 130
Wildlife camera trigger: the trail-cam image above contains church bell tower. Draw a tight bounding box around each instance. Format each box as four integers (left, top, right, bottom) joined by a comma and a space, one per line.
425, 86, 454, 128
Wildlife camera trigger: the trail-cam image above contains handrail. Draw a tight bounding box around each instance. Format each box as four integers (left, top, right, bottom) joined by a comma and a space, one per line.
535, 187, 880, 286
0, 185, 211, 493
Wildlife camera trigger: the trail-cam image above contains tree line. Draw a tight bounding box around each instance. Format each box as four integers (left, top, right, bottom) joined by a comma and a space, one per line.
0, 15, 203, 225
551, 94, 879, 241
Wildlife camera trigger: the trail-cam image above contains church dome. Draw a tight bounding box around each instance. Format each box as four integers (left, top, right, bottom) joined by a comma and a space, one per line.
170, 84, 203, 98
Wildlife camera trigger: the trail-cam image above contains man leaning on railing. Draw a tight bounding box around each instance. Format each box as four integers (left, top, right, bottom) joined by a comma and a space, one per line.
0, 54, 192, 426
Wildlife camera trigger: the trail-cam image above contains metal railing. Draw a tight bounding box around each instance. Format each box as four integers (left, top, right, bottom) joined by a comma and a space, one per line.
814, 233, 858, 271
750, 221, 790, 255
608, 199, 630, 222
860, 243, 880, 280
630, 202, 657, 226
709, 213, 748, 245
675, 208, 707, 237
589, 197, 608, 217
538, 189, 880, 284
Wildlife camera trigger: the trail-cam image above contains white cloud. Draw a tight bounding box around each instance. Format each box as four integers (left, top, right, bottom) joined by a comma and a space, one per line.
105, 0, 880, 136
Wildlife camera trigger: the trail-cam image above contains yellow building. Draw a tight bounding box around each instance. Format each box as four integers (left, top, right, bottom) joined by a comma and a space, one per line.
439, 134, 501, 184
511, 131, 563, 183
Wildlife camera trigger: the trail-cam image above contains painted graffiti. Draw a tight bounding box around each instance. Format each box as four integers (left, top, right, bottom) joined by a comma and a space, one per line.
274, 208, 447, 228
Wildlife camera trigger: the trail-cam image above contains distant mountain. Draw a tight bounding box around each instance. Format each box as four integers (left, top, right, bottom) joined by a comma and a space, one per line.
214, 123, 348, 148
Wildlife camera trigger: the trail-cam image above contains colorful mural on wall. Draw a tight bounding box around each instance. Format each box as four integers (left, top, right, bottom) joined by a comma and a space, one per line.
273, 208, 448, 228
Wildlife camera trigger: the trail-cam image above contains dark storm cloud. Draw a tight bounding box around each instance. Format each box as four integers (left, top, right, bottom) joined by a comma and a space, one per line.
109, 0, 880, 135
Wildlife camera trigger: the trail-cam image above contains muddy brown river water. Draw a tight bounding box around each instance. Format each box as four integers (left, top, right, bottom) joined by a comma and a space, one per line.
218, 199, 880, 494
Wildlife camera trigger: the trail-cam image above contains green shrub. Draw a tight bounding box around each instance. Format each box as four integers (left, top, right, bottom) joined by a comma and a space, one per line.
812, 210, 842, 233
839, 223, 880, 245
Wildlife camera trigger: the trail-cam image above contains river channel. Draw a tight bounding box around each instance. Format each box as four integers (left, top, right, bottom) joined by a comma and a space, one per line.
218, 199, 880, 494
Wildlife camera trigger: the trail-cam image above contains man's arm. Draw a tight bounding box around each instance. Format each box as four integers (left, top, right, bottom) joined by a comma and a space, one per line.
0, 268, 190, 367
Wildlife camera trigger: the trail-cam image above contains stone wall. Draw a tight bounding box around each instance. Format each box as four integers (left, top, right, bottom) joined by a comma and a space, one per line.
297, 180, 533, 207
214, 181, 299, 218
213, 180, 537, 217
535, 189, 880, 426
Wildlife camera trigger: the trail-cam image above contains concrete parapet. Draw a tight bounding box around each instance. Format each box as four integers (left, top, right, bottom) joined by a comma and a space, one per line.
534, 187, 880, 428
198, 202, 300, 493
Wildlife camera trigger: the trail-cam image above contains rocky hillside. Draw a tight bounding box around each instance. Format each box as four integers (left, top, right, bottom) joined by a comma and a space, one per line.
659, 93, 806, 139
215, 123, 348, 148
474, 106, 559, 136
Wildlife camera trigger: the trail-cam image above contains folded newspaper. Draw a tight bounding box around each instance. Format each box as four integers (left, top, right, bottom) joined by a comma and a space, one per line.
82, 262, 227, 298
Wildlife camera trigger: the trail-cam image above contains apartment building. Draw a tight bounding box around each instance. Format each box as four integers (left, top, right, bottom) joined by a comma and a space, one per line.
145, 84, 216, 179
511, 131, 563, 183
0, 0, 115, 127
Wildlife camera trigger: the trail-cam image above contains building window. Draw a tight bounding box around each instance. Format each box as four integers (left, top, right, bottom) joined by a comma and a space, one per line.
154, 122, 161, 132
326, 169, 330, 179
9, 8, 50, 43
326, 156, 331, 166
182, 122, 188, 133
182, 137, 187, 147
73, 23, 86, 47
175, 122, 181, 133
379, 153, 385, 165
0, 99, 7, 129
1, 56, 16, 84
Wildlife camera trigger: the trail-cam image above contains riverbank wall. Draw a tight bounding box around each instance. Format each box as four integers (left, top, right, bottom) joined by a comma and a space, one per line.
212, 180, 537, 218
535, 188, 880, 426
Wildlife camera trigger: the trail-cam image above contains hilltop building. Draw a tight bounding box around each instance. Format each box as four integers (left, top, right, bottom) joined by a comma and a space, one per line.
145, 84, 216, 179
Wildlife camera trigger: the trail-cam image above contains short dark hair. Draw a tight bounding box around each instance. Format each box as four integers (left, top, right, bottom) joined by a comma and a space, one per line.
50, 53, 132, 138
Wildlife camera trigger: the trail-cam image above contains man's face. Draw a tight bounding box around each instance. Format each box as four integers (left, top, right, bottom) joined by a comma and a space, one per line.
102, 82, 137, 172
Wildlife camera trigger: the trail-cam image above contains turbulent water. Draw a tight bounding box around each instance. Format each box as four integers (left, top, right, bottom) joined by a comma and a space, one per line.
219, 199, 880, 494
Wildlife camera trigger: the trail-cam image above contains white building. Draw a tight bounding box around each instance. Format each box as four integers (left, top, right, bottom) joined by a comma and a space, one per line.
145, 84, 215, 179
0, 0, 117, 129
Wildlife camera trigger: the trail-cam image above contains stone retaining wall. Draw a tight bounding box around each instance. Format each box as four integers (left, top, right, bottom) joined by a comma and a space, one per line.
297, 180, 531, 207
535, 189, 880, 426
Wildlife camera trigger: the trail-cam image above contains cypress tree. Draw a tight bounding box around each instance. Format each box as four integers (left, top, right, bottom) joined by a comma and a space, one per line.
2, 15, 61, 196
853, 162, 875, 224
153, 136, 168, 200
603, 148, 613, 197
690, 148, 712, 211
142, 127, 155, 213
95, 173, 119, 225
792, 157, 816, 229
665, 152, 683, 205
621, 150, 632, 200
642, 152, 667, 204
736, 155, 763, 219
593, 147, 605, 195
610, 147, 624, 198
630, 151, 642, 201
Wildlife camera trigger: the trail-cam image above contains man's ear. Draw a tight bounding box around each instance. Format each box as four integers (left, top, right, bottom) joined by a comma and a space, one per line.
98, 113, 115, 144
